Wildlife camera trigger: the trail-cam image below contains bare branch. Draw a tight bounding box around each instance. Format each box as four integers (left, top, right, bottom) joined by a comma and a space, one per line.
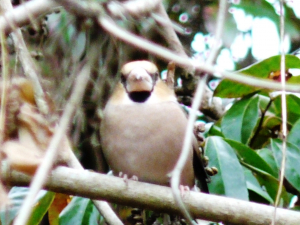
107, 0, 160, 19
1, 0, 50, 115
2, 165, 300, 225
98, 16, 300, 93
0, 0, 58, 34
1, 0, 300, 93
153, 2, 188, 59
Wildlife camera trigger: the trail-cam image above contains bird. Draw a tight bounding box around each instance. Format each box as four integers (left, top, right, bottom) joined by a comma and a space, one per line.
100, 60, 209, 193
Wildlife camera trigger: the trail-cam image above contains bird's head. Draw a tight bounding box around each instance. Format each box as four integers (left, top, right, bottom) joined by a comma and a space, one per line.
108, 60, 176, 105
120, 61, 159, 103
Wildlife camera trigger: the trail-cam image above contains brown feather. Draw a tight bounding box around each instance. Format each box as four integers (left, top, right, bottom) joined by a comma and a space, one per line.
100, 60, 209, 191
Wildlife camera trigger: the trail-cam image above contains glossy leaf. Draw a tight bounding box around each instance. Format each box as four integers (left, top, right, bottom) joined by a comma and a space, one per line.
205, 136, 248, 200
225, 139, 276, 177
287, 75, 300, 84
59, 197, 100, 225
221, 95, 259, 144
244, 169, 273, 204
271, 139, 300, 193
287, 118, 300, 147
254, 172, 290, 206
0, 188, 53, 225
207, 124, 224, 137
28, 191, 55, 225
214, 55, 300, 98
0, 187, 28, 225
233, 2, 299, 39
250, 115, 282, 149
273, 94, 300, 125
257, 148, 279, 177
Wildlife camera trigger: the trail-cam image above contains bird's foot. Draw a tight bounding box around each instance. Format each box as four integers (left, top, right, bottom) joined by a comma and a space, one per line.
179, 185, 190, 198
119, 172, 139, 184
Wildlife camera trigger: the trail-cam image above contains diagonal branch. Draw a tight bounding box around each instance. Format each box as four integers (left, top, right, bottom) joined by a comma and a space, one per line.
12, 44, 114, 225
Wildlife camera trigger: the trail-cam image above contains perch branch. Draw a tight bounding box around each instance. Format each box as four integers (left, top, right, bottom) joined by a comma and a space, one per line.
2, 165, 300, 225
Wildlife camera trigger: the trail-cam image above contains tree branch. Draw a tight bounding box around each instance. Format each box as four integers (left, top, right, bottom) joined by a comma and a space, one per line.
1, 0, 49, 115
98, 16, 300, 93
1, 0, 300, 93
2, 165, 300, 225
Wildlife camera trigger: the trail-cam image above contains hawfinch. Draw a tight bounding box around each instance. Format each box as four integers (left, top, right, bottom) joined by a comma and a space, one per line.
100, 60, 209, 192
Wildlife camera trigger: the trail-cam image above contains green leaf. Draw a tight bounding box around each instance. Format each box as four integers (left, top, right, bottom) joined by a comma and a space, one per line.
0, 188, 54, 225
287, 118, 300, 147
225, 139, 276, 177
244, 169, 273, 204
253, 172, 290, 205
214, 55, 300, 98
287, 76, 300, 84
273, 94, 300, 126
205, 136, 248, 200
257, 148, 279, 178
221, 95, 259, 144
207, 124, 224, 137
271, 139, 300, 193
28, 191, 55, 225
59, 197, 100, 225
0, 187, 29, 225
233, 2, 299, 39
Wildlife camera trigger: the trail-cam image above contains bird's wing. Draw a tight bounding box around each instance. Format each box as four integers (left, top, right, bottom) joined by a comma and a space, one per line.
192, 138, 210, 193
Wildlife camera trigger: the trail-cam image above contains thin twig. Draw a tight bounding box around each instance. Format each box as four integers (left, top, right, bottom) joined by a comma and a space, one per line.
205, 0, 227, 65
98, 16, 300, 93
272, 1, 287, 225
107, 0, 160, 19
0, 31, 9, 205
1, 0, 300, 92
170, 0, 227, 223
1, 0, 49, 115
154, 2, 188, 58
249, 99, 273, 148
0, 32, 8, 145
0, 0, 58, 34
171, 75, 208, 225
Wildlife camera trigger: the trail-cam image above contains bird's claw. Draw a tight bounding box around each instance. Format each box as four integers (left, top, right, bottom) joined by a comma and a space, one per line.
179, 185, 190, 198
119, 172, 139, 184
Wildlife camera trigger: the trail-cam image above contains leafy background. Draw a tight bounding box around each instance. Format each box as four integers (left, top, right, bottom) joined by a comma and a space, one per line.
2, 0, 300, 224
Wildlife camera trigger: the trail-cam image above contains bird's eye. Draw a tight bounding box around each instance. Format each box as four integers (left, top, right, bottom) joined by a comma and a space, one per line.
153, 72, 159, 81
120, 74, 126, 84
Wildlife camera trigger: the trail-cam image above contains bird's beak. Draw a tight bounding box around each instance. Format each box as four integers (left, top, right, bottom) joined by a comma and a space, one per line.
125, 68, 154, 93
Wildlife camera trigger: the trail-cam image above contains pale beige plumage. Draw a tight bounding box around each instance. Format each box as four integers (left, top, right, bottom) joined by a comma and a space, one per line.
100, 60, 208, 191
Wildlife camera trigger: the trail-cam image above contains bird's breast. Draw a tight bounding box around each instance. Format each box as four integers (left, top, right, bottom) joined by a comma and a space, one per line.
100, 101, 194, 187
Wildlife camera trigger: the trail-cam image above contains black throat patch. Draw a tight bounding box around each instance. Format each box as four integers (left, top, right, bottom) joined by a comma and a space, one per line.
128, 91, 151, 103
